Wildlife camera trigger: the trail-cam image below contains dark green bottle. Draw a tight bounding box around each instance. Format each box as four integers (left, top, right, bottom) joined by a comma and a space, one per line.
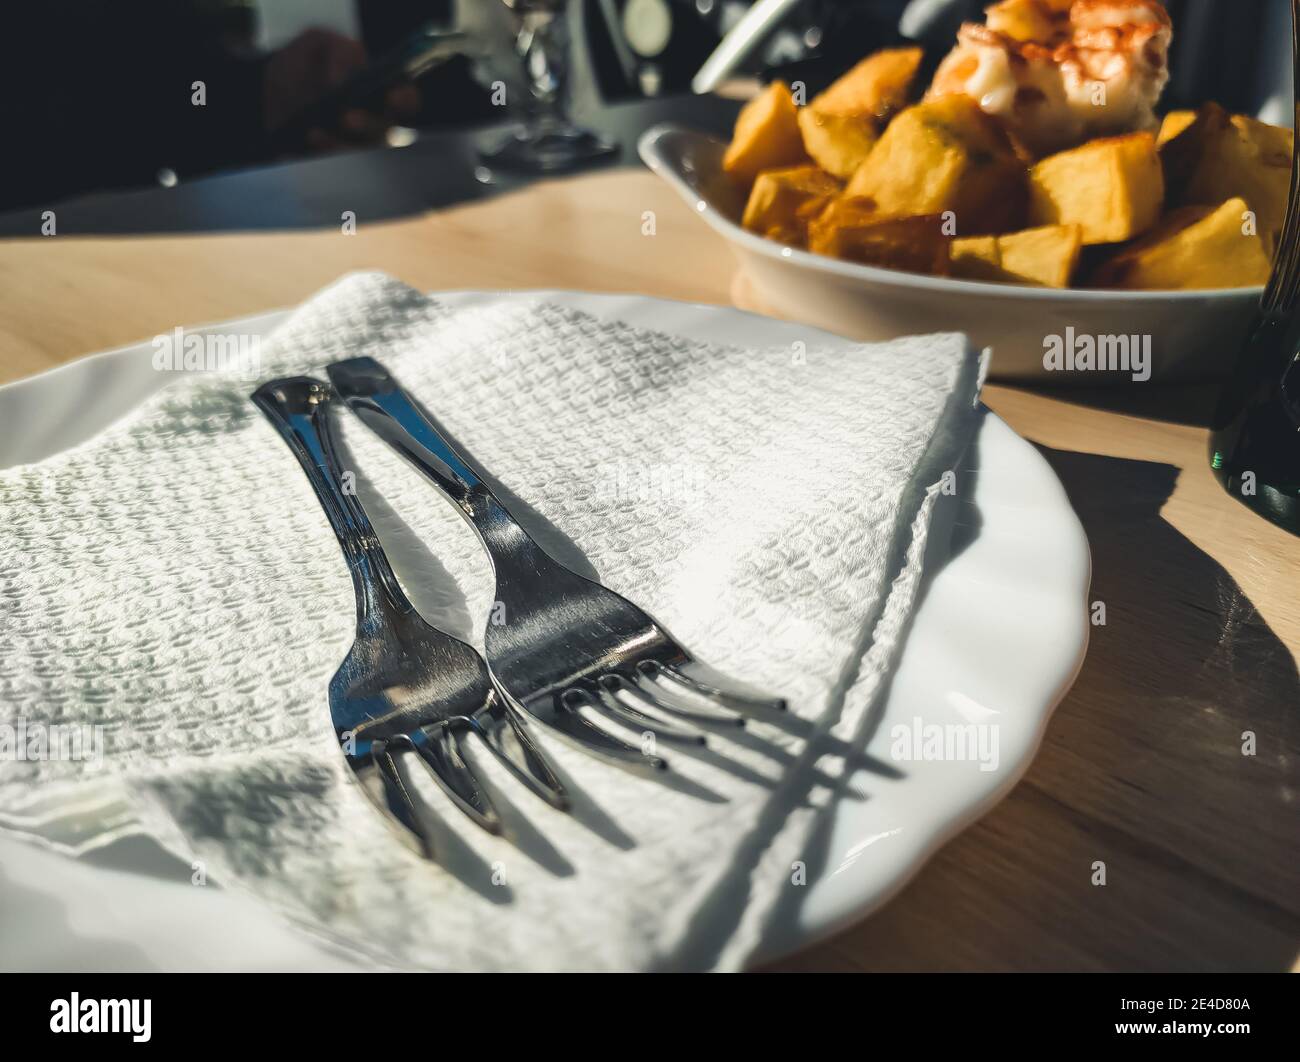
1208, 311, 1300, 534
1208, 4, 1300, 535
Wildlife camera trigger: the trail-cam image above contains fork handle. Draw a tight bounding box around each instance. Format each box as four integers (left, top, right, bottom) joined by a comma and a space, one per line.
252, 376, 413, 625
326, 358, 533, 559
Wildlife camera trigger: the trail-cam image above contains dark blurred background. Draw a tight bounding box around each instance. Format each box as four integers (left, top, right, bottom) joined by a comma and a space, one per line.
0, 0, 1291, 214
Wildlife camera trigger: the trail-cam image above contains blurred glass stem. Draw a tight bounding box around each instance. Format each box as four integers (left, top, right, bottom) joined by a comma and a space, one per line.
480, 0, 616, 172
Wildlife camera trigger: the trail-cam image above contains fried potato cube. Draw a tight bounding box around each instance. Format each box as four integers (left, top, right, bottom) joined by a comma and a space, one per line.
809, 207, 951, 275
950, 236, 1003, 282
741, 165, 842, 246
997, 224, 1083, 287
806, 196, 880, 255
951, 225, 1082, 287
795, 47, 924, 180
1156, 110, 1198, 147
1159, 102, 1227, 189
845, 96, 1026, 234
723, 81, 809, 183
797, 109, 878, 180
1090, 197, 1272, 290
810, 47, 925, 121
1161, 102, 1293, 253
1028, 132, 1163, 244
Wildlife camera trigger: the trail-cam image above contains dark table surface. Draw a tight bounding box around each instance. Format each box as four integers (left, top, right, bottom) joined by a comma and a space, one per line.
0, 95, 741, 238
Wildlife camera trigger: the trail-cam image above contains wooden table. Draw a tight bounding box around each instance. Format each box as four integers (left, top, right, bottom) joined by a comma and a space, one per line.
1, 167, 1296, 971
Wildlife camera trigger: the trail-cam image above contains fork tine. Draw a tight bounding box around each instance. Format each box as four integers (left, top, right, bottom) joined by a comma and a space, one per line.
594, 676, 708, 744
647, 661, 788, 714
368, 740, 434, 858
407, 727, 502, 835
470, 698, 570, 811
620, 670, 746, 728
547, 689, 669, 770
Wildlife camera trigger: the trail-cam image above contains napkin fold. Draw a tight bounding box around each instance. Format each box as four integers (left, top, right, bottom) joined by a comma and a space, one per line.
0, 273, 984, 970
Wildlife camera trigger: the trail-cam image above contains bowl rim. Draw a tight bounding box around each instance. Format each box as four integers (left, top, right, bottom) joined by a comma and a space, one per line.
638, 122, 1267, 305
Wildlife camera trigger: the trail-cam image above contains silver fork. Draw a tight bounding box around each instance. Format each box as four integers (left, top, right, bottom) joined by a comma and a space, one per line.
252, 377, 568, 858
325, 357, 787, 771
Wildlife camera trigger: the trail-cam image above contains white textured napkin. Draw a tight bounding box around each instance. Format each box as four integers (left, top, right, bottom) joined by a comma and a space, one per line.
0, 273, 983, 970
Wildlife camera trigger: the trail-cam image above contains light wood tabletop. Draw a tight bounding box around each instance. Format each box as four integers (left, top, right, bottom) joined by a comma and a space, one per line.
0, 166, 1296, 971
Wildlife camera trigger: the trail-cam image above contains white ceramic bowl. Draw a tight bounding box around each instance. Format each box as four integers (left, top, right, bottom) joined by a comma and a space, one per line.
638, 123, 1264, 382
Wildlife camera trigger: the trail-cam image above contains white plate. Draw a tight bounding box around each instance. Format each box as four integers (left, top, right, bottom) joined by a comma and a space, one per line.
0, 292, 1090, 970
639, 124, 1263, 383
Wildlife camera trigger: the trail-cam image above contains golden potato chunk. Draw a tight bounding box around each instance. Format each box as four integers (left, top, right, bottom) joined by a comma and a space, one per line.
1028, 132, 1163, 244
1161, 102, 1293, 254
723, 81, 808, 183
806, 196, 880, 255
1156, 110, 1197, 147
998, 224, 1083, 287
845, 96, 1026, 234
741, 165, 841, 246
951, 225, 1082, 287
797, 109, 878, 180
795, 47, 923, 180
810, 47, 924, 121
1091, 198, 1272, 290
950, 236, 1003, 282
1159, 102, 1224, 188
808, 207, 951, 275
